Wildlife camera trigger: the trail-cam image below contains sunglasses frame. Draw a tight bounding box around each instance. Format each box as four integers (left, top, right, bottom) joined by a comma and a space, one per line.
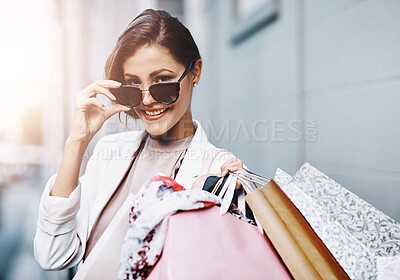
114, 61, 195, 108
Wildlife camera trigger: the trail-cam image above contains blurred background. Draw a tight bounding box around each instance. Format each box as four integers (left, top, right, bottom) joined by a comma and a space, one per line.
0, 0, 399, 279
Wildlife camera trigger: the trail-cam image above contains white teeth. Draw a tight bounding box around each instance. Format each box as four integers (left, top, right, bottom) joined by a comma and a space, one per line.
144, 108, 167, 116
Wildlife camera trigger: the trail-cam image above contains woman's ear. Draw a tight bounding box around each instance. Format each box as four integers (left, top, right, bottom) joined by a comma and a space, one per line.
191, 58, 202, 86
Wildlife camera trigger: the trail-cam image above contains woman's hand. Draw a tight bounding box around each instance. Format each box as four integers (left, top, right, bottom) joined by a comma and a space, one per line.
220, 157, 244, 177
50, 80, 130, 198
220, 157, 245, 190
192, 157, 245, 190
69, 80, 131, 143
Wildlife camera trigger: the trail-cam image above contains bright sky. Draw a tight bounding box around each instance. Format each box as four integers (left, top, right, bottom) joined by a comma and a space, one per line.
0, 0, 53, 141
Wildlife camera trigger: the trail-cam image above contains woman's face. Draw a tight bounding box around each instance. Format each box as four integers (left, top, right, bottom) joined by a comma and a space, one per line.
122, 45, 199, 140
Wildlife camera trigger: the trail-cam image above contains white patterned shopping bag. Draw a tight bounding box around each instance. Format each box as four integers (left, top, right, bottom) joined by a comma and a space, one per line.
274, 163, 400, 280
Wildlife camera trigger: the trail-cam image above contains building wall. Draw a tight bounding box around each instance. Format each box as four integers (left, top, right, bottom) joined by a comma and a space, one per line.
185, 0, 400, 221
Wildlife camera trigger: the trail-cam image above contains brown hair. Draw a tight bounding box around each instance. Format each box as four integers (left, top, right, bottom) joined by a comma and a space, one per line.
105, 9, 201, 119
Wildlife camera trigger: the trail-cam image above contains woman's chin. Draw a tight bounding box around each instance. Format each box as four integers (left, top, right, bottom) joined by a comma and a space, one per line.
136, 107, 191, 140
144, 123, 168, 137
140, 116, 171, 138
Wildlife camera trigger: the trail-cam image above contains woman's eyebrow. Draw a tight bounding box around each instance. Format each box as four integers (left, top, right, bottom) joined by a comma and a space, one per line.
149, 68, 174, 77
124, 68, 175, 79
124, 73, 139, 79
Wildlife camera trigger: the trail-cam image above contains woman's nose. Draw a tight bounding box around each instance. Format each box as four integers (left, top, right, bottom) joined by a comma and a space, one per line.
141, 89, 156, 105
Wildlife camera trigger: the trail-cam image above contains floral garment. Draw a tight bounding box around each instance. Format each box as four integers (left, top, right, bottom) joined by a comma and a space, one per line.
118, 175, 221, 280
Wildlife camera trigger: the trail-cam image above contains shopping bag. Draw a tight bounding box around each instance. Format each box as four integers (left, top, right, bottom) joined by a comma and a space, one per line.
274, 163, 400, 280
229, 170, 349, 280
147, 206, 291, 280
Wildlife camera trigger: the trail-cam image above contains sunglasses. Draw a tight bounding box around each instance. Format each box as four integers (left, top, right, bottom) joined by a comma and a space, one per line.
111, 61, 194, 108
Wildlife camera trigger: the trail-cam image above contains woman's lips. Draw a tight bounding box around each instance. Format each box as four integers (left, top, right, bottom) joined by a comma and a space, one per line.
141, 107, 170, 121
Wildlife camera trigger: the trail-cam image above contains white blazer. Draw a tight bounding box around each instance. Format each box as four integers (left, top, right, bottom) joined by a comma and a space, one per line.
34, 120, 237, 270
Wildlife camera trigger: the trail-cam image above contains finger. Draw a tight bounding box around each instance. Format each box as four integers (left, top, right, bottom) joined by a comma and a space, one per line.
226, 164, 244, 173
220, 163, 244, 177
230, 160, 244, 169
220, 168, 228, 177
94, 80, 121, 88
220, 164, 241, 176
87, 84, 118, 101
220, 164, 230, 176
80, 80, 118, 94
220, 157, 240, 176
84, 98, 106, 111
81, 80, 120, 96
220, 157, 237, 174
104, 104, 131, 120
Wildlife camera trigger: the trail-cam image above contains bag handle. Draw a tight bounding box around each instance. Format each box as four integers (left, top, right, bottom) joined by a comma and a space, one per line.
231, 169, 270, 190
213, 169, 270, 195
214, 169, 270, 234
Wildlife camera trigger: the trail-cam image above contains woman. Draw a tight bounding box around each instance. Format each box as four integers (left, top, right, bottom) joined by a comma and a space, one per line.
34, 9, 244, 272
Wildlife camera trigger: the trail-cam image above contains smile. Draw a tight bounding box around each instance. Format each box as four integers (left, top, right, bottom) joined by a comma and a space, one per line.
144, 108, 169, 116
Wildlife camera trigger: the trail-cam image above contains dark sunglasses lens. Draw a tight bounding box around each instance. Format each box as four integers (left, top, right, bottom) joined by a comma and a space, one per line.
150, 83, 180, 104
111, 86, 141, 107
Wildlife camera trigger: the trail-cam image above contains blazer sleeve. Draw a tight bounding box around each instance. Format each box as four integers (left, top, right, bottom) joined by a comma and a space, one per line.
34, 141, 102, 270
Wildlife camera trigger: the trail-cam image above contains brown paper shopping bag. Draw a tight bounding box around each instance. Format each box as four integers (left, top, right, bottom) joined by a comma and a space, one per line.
228, 170, 349, 280
245, 179, 349, 280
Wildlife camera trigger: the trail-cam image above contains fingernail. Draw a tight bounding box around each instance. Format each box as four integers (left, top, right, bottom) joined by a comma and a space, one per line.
112, 81, 121, 85
111, 94, 116, 100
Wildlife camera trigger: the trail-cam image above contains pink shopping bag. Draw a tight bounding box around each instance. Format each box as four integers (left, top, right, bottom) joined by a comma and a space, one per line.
148, 206, 291, 280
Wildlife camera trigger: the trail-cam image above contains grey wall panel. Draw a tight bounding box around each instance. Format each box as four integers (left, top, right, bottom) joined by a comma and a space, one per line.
304, 0, 368, 29
304, 82, 400, 172
304, 0, 400, 91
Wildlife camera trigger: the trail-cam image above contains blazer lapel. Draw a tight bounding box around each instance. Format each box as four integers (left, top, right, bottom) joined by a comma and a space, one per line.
175, 120, 215, 189
88, 130, 147, 231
